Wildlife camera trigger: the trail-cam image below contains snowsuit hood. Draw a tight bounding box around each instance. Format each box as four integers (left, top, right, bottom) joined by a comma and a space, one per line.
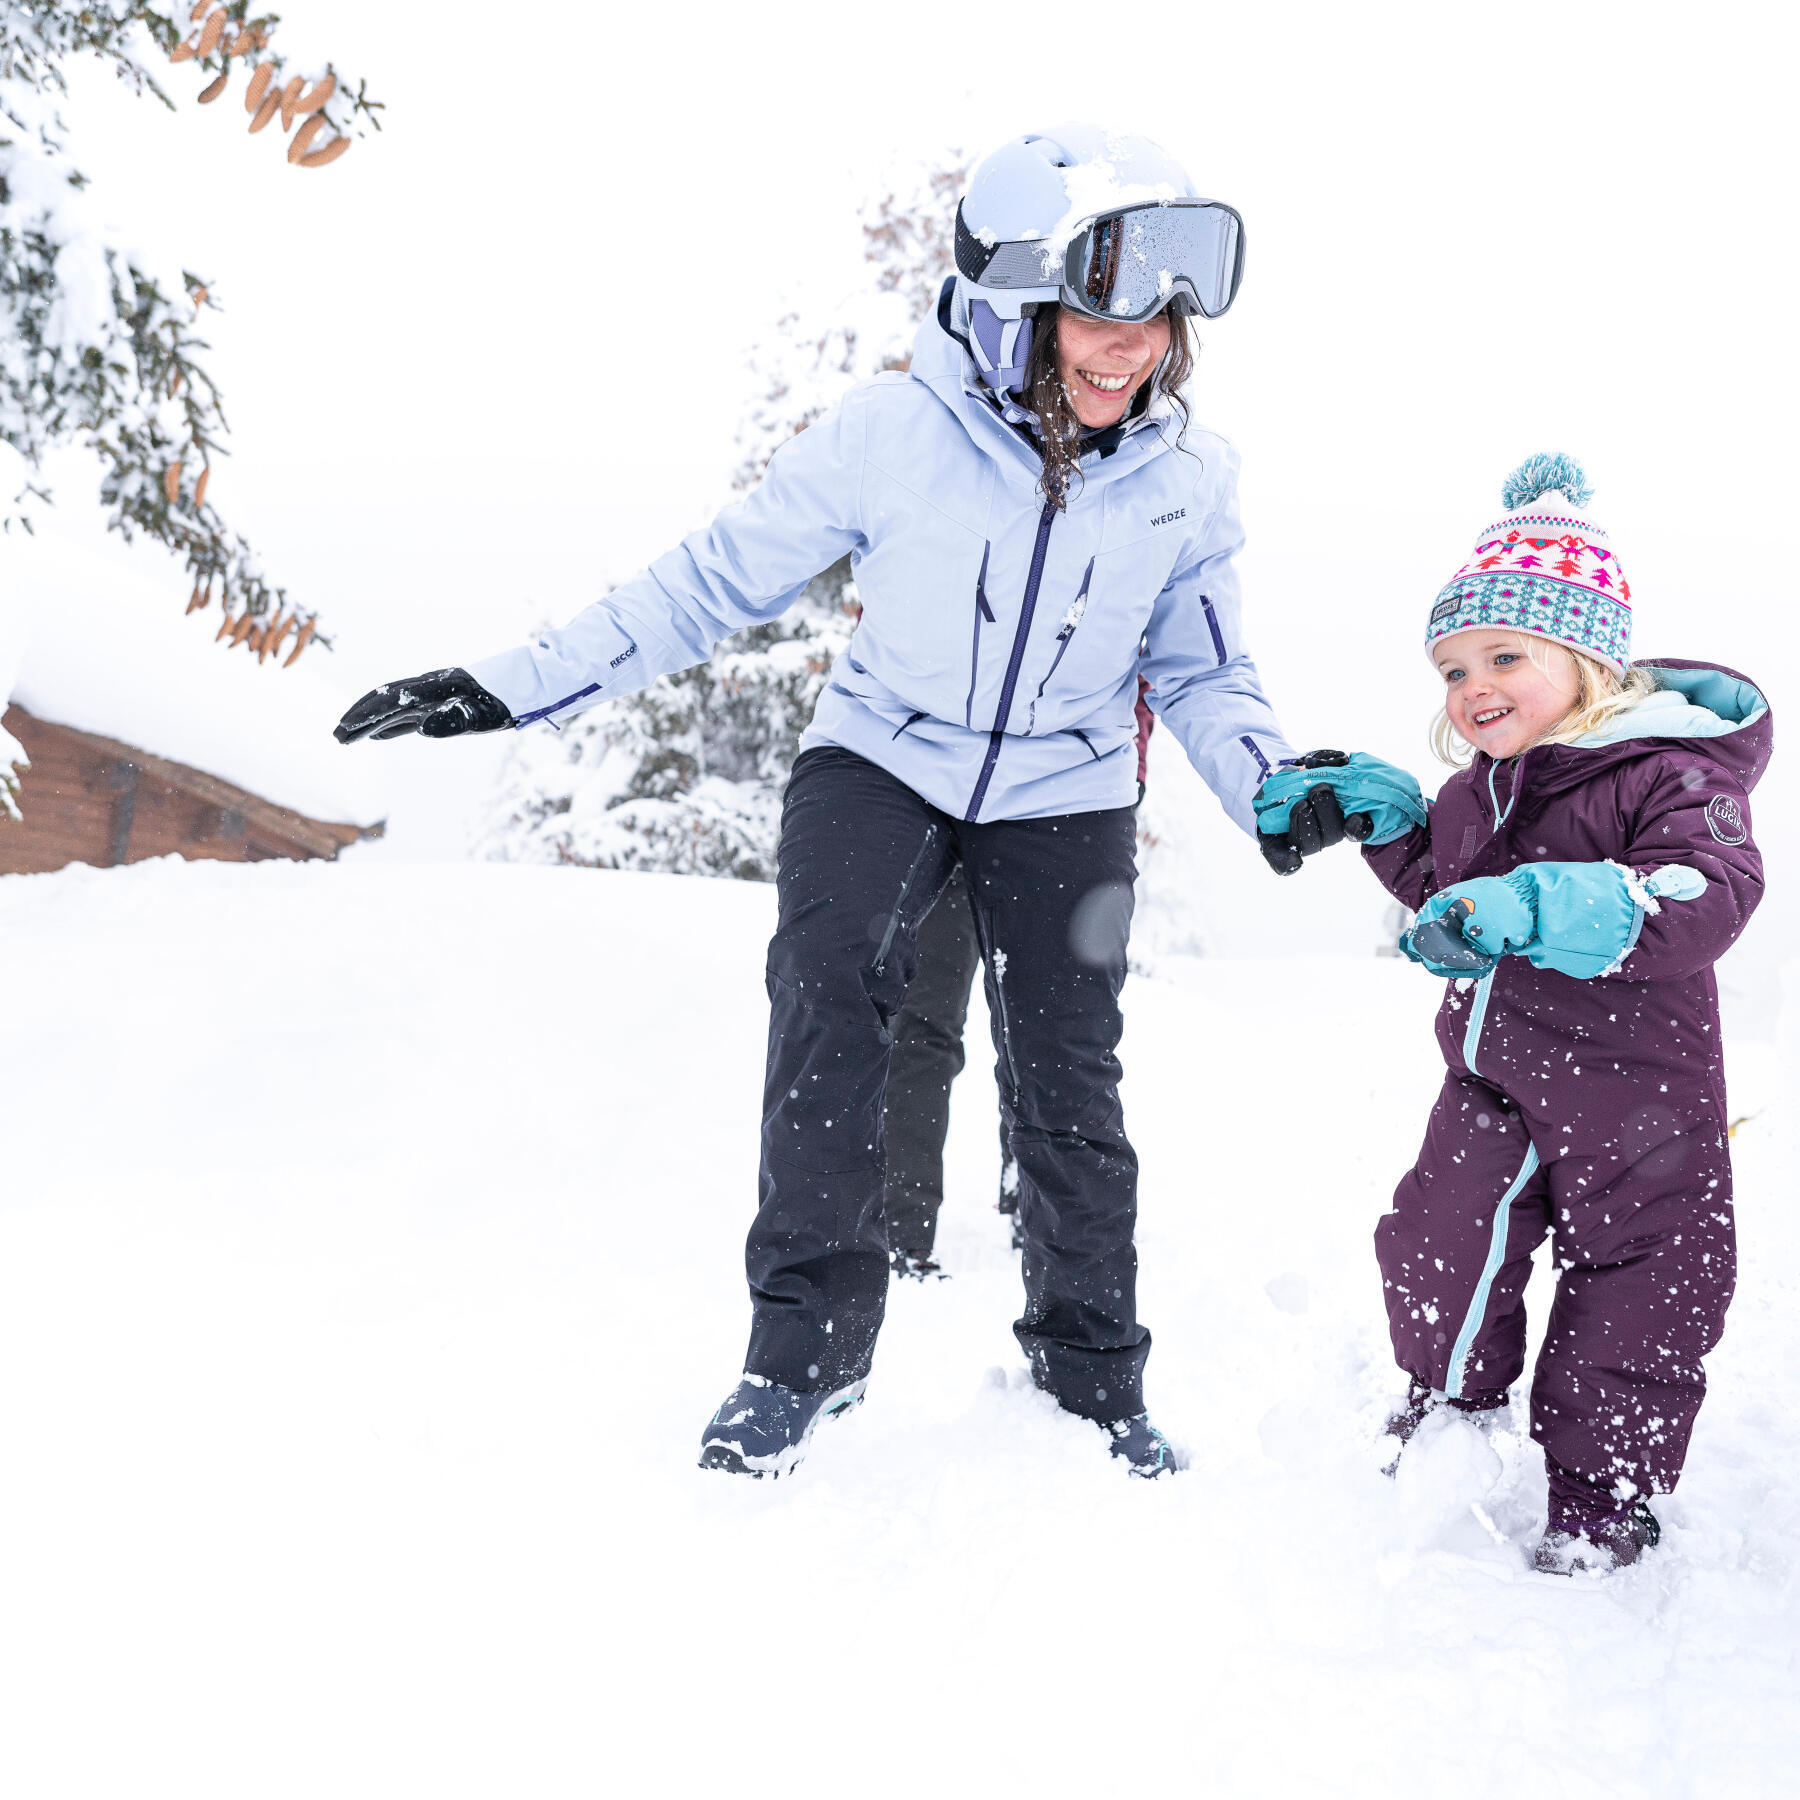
468, 288, 1293, 829
1504, 659, 1771, 806
1576, 662, 1768, 748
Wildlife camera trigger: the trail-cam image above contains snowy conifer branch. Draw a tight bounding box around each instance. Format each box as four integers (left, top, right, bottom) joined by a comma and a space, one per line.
0, 2, 380, 667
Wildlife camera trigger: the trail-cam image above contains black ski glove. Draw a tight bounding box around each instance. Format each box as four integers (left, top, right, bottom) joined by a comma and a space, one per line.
334, 669, 514, 744
1255, 749, 1374, 876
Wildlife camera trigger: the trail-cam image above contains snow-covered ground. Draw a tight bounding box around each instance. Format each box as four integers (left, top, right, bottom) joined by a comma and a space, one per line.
2, 854, 1794, 1797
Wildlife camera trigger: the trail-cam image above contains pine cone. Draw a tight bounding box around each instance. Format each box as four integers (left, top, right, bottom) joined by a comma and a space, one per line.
288, 116, 326, 163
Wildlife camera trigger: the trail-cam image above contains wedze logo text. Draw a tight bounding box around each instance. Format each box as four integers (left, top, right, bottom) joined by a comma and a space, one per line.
1151, 509, 1186, 528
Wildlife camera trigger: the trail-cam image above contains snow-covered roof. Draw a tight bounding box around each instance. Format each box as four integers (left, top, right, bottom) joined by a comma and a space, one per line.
2, 530, 383, 828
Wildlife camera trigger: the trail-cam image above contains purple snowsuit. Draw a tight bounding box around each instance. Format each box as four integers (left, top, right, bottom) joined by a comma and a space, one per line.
1364, 660, 1770, 1522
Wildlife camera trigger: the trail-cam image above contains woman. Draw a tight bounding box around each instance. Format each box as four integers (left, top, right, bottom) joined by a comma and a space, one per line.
337, 125, 1364, 1479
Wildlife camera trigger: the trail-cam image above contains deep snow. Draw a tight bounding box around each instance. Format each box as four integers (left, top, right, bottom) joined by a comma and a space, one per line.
2, 854, 1795, 1797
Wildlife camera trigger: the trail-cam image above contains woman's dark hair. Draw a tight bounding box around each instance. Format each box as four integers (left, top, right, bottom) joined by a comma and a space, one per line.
1023, 304, 1196, 508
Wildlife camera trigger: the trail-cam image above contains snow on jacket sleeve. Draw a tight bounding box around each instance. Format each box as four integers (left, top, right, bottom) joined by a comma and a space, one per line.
1138, 448, 1295, 834
1611, 760, 1764, 982
1362, 820, 1438, 910
465, 397, 868, 727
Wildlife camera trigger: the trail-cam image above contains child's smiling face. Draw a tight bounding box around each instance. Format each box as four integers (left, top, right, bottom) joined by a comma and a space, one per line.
1434, 629, 1582, 760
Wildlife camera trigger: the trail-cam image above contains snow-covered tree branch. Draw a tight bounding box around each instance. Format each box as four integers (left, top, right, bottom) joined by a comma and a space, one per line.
0, 3, 381, 668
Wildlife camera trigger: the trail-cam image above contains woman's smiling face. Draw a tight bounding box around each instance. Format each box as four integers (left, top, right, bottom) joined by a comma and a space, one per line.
1434, 629, 1582, 759
1053, 308, 1172, 427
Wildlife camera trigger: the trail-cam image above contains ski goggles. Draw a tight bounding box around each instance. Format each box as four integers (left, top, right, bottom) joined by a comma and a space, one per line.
955, 197, 1246, 322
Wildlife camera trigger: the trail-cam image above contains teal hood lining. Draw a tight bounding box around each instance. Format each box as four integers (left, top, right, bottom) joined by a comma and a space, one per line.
1575, 666, 1769, 746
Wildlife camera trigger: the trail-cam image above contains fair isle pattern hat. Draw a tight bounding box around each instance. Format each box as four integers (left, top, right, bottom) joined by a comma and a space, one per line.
1425, 454, 1631, 674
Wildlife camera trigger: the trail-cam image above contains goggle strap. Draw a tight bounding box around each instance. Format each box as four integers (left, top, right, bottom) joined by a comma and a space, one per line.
953, 201, 999, 282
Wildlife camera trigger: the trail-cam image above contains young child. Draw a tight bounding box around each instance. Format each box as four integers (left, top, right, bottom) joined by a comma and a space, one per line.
1259, 454, 1770, 1573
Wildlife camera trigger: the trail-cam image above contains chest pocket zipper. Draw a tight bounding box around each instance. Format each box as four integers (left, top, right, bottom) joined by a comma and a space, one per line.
1025, 558, 1095, 736
966, 541, 994, 730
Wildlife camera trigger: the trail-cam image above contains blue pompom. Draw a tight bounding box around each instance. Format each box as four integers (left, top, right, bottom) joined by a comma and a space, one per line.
1502, 452, 1594, 512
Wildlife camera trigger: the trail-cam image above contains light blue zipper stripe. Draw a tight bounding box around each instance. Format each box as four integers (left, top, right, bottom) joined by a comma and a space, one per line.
1462, 968, 1495, 1076
1445, 1139, 1541, 1399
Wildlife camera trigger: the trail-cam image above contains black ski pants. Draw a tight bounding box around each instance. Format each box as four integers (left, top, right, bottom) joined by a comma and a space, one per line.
879, 865, 1014, 1258
748, 747, 1147, 1421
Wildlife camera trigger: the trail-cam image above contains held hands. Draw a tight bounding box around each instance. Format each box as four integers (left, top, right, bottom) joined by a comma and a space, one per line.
1253, 750, 1428, 876
334, 669, 513, 744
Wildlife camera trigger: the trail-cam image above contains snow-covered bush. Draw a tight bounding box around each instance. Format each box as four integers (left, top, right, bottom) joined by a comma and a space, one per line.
476, 155, 966, 880
1, 3, 379, 665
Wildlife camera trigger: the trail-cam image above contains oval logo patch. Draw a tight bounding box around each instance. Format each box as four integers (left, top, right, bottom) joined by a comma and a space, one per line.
1705, 794, 1748, 845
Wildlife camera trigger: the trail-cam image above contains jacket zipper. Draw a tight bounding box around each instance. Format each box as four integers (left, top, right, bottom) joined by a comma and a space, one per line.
1462, 967, 1495, 1075
965, 541, 994, 730
1445, 1136, 1540, 1398
1025, 558, 1095, 736
964, 499, 1058, 821
1460, 756, 1522, 1075
1462, 752, 1534, 1070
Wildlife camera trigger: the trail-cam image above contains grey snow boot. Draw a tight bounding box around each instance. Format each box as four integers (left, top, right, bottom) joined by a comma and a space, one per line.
1108, 1413, 1177, 1479
697, 1374, 867, 1479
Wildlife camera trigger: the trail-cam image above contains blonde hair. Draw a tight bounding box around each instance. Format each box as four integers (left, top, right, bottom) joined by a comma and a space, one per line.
1429, 635, 1658, 765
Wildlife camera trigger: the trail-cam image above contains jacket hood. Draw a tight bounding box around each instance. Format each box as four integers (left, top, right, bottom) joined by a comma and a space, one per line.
909, 279, 1178, 495
1481, 658, 1773, 800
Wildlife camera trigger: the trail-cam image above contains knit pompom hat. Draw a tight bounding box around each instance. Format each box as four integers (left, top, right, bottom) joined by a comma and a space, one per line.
1425, 454, 1631, 674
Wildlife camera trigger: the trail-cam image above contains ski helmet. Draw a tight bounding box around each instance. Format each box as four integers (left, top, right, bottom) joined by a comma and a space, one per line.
952, 125, 1245, 395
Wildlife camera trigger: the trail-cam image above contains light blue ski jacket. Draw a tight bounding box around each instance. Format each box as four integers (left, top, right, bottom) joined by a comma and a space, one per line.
467, 286, 1296, 828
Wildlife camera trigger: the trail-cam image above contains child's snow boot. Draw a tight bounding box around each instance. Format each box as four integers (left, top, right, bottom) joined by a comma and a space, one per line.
1533, 1462, 1662, 1574
1107, 1413, 1177, 1478
1379, 1378, 1439, 1473
1533, 1500, 1660, 1574
1379, 1377, 1507, 1476
697, 1373, 866, 1479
